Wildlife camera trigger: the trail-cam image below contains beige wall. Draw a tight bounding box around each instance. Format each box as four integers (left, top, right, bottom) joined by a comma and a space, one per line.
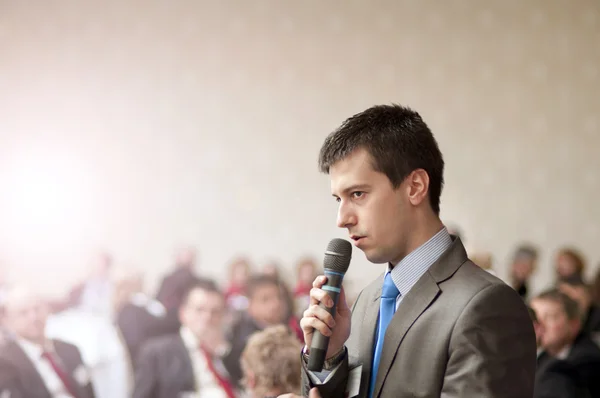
0, 0, 598, 298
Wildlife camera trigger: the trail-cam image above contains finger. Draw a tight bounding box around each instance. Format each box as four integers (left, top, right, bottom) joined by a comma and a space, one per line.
303, 304, 336, 328
309, 287, 334, 308
309, 388, 322, 398
312, 275, 328, 288
300, 315, 333, 337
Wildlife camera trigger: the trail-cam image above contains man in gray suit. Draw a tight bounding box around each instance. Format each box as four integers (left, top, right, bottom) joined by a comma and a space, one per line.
297, 105, 536, 398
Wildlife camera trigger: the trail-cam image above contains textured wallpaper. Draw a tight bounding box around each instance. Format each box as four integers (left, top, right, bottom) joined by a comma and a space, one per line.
0, 0, 598, 297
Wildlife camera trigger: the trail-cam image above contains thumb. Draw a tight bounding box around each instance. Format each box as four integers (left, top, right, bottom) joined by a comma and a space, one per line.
309, 388, 322, 398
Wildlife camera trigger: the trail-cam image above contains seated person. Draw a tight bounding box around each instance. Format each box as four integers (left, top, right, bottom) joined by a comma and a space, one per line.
0, 286, 95, 398
240, 325, 303, 397
133, 279, 240, 398
227, 275, 289, 384
530, 289, 600, 398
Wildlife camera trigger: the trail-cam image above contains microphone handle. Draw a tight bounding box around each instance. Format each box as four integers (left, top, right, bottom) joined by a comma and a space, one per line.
307, 271, 344, 371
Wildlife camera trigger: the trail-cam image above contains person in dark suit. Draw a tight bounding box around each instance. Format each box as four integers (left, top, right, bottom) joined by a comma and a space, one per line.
111, 269, 168, 364
299, 104, 536, 397
0, 287, 95, 398
509, 244, 539, 300
531, 289, 600, 398
154, 247, 202, 335
133, 279, 242, 398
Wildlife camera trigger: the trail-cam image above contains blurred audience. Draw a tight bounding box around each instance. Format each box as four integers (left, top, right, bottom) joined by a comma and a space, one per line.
0, 287, 96, 398
509, 244, 539, 300
240, 325, 302, 398
2, 235, 599, 398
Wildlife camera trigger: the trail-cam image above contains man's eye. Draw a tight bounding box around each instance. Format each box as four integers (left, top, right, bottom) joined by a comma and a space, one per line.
335, 197, 341, 203
352, 191, 364, 198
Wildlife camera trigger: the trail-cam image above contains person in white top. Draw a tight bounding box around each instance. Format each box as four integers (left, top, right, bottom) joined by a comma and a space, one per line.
0, 286, 95, 398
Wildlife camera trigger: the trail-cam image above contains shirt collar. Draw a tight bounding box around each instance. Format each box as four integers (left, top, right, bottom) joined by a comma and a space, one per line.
555, 344, 572, 360
180, 326, 199, 350
386, 227, 453, 297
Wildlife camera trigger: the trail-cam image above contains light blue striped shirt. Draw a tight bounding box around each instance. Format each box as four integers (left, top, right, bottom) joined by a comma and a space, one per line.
387, 227, 453, 309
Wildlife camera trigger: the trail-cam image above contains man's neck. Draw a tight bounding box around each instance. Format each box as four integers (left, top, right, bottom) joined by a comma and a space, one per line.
392, 218, 445, 265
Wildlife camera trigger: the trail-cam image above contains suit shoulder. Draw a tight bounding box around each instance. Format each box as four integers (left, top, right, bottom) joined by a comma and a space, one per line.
141, 333, 183, 353
449, 260, 517, 298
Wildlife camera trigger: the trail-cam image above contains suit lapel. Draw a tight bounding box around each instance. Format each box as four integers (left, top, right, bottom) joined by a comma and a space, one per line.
358, 280, 382, 397
3, 341, 52, 398
371, 237, 468, 398
372, 272, 440, 398
54, 340, 89, 397
174, 335, 197, 392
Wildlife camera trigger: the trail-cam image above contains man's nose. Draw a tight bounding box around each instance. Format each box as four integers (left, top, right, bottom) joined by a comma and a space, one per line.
337, 202, 357, 229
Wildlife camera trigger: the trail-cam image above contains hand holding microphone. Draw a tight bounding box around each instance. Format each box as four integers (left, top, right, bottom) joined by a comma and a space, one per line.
300, 238, 352, 371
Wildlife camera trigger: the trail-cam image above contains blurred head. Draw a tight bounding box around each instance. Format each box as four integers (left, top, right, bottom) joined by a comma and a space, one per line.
175, 246, 197, 270
247, 275, 286, 327
241, 325, 303, 398
558, 277, 592, 317
179, 279, 225, 338
554, 247, 585, 281
295, 257, 318, 285
319, 104, 445, 265
530, 290, 581, 356
510, 244, 538, 282
3, 287, 48, 344
228, 257, 252, 286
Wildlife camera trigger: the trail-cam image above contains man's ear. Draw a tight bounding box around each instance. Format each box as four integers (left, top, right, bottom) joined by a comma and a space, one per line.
406, 169, 430, 207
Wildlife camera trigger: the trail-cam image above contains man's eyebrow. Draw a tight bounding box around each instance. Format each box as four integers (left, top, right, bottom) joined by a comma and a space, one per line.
332, 184, 371, 197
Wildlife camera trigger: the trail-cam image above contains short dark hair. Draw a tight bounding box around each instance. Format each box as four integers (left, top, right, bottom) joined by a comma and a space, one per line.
180, 277, 223, 307
318, 104, 445, 214
246, 275, 281, 300
535, 289, 580, 321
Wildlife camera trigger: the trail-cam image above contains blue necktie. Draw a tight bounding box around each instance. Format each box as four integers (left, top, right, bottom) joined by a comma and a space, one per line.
369, 273, 400, 398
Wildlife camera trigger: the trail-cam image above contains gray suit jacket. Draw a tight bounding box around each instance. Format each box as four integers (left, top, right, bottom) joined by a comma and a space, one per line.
302, 237, 536, 398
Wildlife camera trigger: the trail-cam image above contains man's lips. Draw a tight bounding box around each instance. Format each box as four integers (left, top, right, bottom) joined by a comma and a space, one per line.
350, 235, 365, 242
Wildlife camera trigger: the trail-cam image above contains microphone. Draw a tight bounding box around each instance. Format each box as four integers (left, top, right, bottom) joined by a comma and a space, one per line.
307, 238, 352, 372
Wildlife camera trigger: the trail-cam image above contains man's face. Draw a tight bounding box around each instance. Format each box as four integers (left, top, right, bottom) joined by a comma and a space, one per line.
4, 290, 48, 342
180, 289, 225, 337
248, 284, 285, 326
555, 254, 577, 279
330, 148, 412, 265
530, 298, 579, 354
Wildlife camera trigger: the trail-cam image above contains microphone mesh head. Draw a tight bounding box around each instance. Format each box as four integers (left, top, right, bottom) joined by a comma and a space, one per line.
323, 238, 352, 273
